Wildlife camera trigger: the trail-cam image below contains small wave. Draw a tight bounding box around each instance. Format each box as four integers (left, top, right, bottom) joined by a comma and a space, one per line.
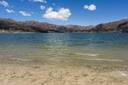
85, 58, 123, 62
10, 58, 31, 62
75, 53, 99, 57
111, 71, 128, 77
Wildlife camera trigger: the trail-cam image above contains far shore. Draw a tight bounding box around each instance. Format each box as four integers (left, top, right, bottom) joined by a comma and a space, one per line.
0, 30, 124, 33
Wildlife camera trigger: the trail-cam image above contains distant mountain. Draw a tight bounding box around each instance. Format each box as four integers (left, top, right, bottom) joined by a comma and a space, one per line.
90, 19, 128, 32
0, 18, 128, 33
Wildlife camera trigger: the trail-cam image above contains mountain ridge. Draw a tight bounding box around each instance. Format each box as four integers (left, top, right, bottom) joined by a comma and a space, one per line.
0, 18, 128, 33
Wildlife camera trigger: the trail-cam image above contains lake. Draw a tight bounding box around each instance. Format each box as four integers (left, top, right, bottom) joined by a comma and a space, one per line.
0, 32, 128, 66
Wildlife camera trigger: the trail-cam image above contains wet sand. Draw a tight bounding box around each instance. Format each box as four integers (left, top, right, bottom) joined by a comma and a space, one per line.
0, 57, 128, 85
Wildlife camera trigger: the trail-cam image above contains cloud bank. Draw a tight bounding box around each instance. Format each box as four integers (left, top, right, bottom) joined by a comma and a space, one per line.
19, 11, 32, 16
84, 4, 96, 11
6, 9, 15, 13
0, 0, 9, 7
43, 7, 71, 21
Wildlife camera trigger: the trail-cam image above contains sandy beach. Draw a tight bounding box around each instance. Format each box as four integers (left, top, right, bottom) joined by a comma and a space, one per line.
0, 57, 128, 85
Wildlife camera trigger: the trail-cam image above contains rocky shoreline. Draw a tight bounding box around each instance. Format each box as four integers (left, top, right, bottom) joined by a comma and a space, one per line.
0, 57, 128, 85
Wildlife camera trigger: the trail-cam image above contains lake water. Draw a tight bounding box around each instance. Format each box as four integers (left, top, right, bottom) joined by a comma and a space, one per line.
0, 32, 128, 66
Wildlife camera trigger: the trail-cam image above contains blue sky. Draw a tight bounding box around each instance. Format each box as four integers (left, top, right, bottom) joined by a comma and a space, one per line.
0, 0, 128, 25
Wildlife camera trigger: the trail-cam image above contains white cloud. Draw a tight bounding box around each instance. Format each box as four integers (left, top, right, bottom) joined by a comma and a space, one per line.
43, 7, 71, 21
33, 0, 47, 3
84, 4, 96, 11
6, 9, 15, 13
0, 0, 9, 7
40, 5, 45, 10
19, 11, 32, 16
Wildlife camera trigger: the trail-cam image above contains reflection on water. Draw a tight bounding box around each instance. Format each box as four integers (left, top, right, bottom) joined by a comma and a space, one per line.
0, 32, 128, 66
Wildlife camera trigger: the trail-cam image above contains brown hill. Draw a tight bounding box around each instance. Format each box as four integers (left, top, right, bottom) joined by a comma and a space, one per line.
0, 18, 128, 33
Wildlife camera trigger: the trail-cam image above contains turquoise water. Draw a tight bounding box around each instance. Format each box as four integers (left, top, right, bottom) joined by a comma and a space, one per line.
0, 32, 128, 66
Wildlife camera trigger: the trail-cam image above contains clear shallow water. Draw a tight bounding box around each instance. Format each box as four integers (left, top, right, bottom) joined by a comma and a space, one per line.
0, 32, 128, 66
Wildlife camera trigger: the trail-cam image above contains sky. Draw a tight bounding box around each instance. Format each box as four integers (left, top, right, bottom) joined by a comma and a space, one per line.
0, 0, 128, 25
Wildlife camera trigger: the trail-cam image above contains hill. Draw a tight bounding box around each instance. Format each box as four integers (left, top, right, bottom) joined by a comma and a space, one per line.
0, 18, 128, 33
